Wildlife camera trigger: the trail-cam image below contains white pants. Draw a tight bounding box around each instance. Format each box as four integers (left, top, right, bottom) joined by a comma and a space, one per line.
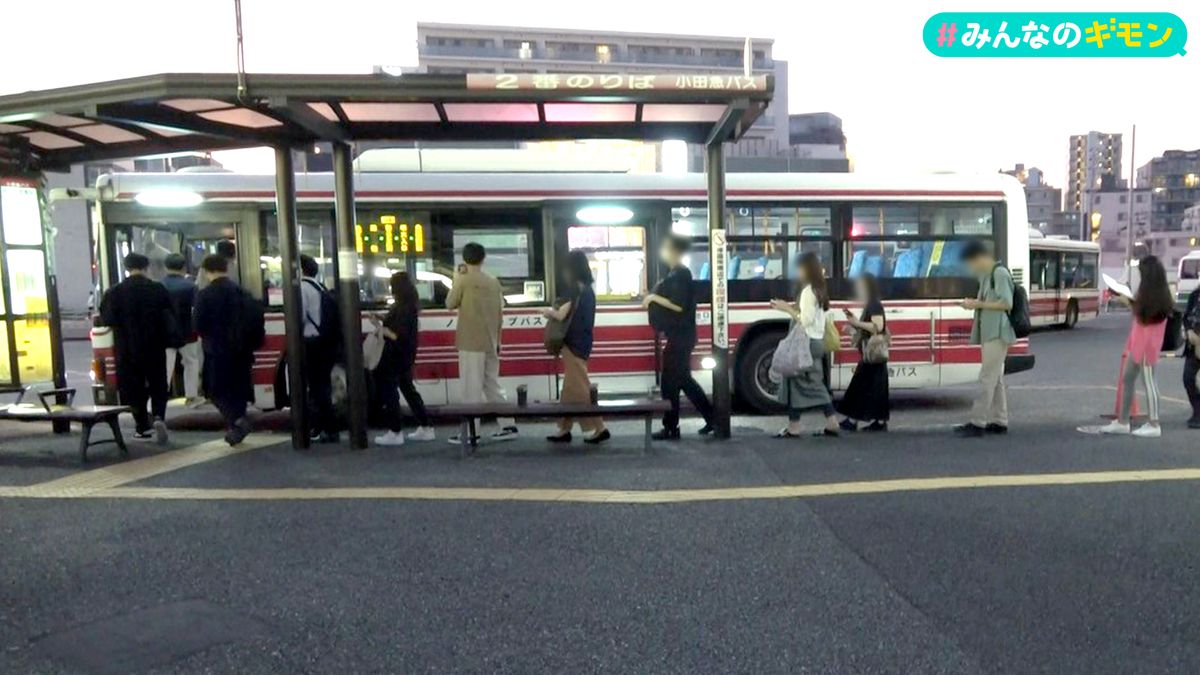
458, 350, 515, 428
165, 341, 202, 400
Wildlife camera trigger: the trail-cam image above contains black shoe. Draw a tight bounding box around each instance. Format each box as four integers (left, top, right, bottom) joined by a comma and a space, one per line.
864, 421, 888, 432
697, 423, 714, 436
813, 429, 839, 438
985, 423, 1008, 435
226, 417, 251, 446
954, 423, 987, 437
583, 429, 611, 445
132, 429, 153, 440
1188, 417, 1200, 429
839, 418, 858, 432
651, 427, 681, 441
546, 431, 572, 443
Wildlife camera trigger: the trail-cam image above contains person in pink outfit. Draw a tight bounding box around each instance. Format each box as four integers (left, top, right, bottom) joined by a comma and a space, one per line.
1095, 256, 1176, 438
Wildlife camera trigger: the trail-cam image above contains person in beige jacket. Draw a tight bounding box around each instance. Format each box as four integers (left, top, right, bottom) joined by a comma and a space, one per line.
445, 242, 518, 442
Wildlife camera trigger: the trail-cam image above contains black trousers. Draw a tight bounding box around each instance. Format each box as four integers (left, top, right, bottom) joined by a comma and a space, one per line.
117, 350, 168, 432
214, 395, 248, 431
378, 359, 429, 431
303, 337, 337, 435
660, 331, 714, 430
1185, 351, 1200, 418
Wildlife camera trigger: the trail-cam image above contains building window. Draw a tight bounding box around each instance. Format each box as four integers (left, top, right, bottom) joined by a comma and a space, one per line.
596, 44, 611, 63
1185, 173, 1199, 189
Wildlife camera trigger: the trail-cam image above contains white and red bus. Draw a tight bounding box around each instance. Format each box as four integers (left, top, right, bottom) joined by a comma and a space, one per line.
1027, 231, 1102, 328
88, 170, 1034, 412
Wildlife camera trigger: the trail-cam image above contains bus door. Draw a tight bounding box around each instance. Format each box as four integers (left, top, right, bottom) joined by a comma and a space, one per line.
843, 218, 940, 389
1028, 248, 1061, 325
555, 204, 657, 397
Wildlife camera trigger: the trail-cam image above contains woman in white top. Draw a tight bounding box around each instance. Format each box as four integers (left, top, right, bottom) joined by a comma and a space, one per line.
770, 252, 839, 437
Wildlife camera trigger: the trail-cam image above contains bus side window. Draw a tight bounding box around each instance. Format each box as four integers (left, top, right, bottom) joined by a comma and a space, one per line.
567, 224, 647, 302
259, 211, 334, 306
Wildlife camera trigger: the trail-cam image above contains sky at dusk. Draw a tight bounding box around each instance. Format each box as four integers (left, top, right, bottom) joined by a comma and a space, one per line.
4, 0, 1198, 189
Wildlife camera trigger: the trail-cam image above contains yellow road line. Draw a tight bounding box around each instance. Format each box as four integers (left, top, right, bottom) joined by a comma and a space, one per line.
14, 467, 1196, 504
26, 435, 284, 498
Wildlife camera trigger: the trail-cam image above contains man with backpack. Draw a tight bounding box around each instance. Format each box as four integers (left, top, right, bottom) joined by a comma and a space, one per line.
955, 239, 1021, 437
300, 254, 340, 443
194, 254, 264, 446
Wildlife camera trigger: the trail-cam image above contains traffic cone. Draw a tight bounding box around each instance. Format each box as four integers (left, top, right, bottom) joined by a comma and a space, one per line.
1108, 352, 1143, 420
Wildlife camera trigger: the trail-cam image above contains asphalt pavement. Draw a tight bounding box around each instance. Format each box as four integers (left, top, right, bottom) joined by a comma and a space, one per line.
2, 313, 1199, 674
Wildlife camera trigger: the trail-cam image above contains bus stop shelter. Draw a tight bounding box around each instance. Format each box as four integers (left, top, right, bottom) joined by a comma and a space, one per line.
0, 71, 774, 449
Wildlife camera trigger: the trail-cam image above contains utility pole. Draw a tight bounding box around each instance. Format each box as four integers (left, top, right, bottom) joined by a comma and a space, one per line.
1124, 124, 1137, 276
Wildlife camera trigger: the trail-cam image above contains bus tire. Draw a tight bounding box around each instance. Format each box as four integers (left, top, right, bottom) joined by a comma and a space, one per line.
736, 331, 787, 414
1063, 300, 1079, 329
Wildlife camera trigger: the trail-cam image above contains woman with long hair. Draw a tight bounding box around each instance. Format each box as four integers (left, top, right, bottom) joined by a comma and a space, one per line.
770, 251, 839, 437
371, 271, 434, 445
838, 273, 890, 431
1091, 255, 1175, 437
543, 250, 609, 444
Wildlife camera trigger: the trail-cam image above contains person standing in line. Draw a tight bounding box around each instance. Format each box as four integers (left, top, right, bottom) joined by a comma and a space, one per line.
216, 239, 240, 286
643, 234, 715, 440
837, 272, 890, 432
161, 253, 203, 407
1090, 255, 1176, 438
770, 251, 839, 438
544, 250, 609, 445
1183, 284, 1200, 429
371, 272, 435, 446
300, 254, 339, 443
193, 254, 261, 445
99, 253, 173, 444
954, 240, 1016, 438
446, 242, 518, 444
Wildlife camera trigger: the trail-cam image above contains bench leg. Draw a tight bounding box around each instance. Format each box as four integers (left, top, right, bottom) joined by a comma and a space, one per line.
108, 416, 131, 458
79, 421, 93, 463
644, 415, 652, 454
458, 419, 471, 459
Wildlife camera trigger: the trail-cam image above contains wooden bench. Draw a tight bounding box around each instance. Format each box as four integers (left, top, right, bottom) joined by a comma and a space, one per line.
0, 388, 132, 462
434, 399, 673, 457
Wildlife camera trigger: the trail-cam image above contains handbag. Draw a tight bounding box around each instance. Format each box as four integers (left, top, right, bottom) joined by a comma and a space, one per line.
769, 322, 814, 382
543, 298, 576, 355
863, 331, 891, 364
822, 313, 841, 353
1162, 311, 1184, 353
362, 329, 385, 371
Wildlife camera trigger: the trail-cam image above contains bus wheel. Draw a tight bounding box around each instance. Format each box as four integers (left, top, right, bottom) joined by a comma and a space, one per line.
736, 332, 787, 413
1063, 300, 1079, 329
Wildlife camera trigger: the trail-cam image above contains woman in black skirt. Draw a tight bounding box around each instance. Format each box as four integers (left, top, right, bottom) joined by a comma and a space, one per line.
838, 273, 890, 431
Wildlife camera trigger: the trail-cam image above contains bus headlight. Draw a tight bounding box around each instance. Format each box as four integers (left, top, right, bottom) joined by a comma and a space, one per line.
700, 356, 717, 370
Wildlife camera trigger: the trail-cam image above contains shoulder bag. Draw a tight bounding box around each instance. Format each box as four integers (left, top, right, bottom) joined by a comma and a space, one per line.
769, 322, 814, 382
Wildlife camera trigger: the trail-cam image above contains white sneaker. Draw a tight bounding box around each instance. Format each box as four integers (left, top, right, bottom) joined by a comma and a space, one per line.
491, 426, 519, 442
1097, 420, 1131, 435
1132, 423, 1162, 438
153, 419, 169, 446
374, 430, 405, 446
408, 426, 436, 442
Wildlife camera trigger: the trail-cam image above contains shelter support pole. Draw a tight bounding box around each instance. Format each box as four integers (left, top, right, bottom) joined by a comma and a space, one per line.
706, 143, 732, 439
274, 146, 310, 449
333, 142, 368, 450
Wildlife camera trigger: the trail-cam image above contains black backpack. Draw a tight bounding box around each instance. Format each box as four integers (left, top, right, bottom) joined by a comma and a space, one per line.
303, 279, 342, 349
232, 289, 266, 351
993, 265, 1031, 339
